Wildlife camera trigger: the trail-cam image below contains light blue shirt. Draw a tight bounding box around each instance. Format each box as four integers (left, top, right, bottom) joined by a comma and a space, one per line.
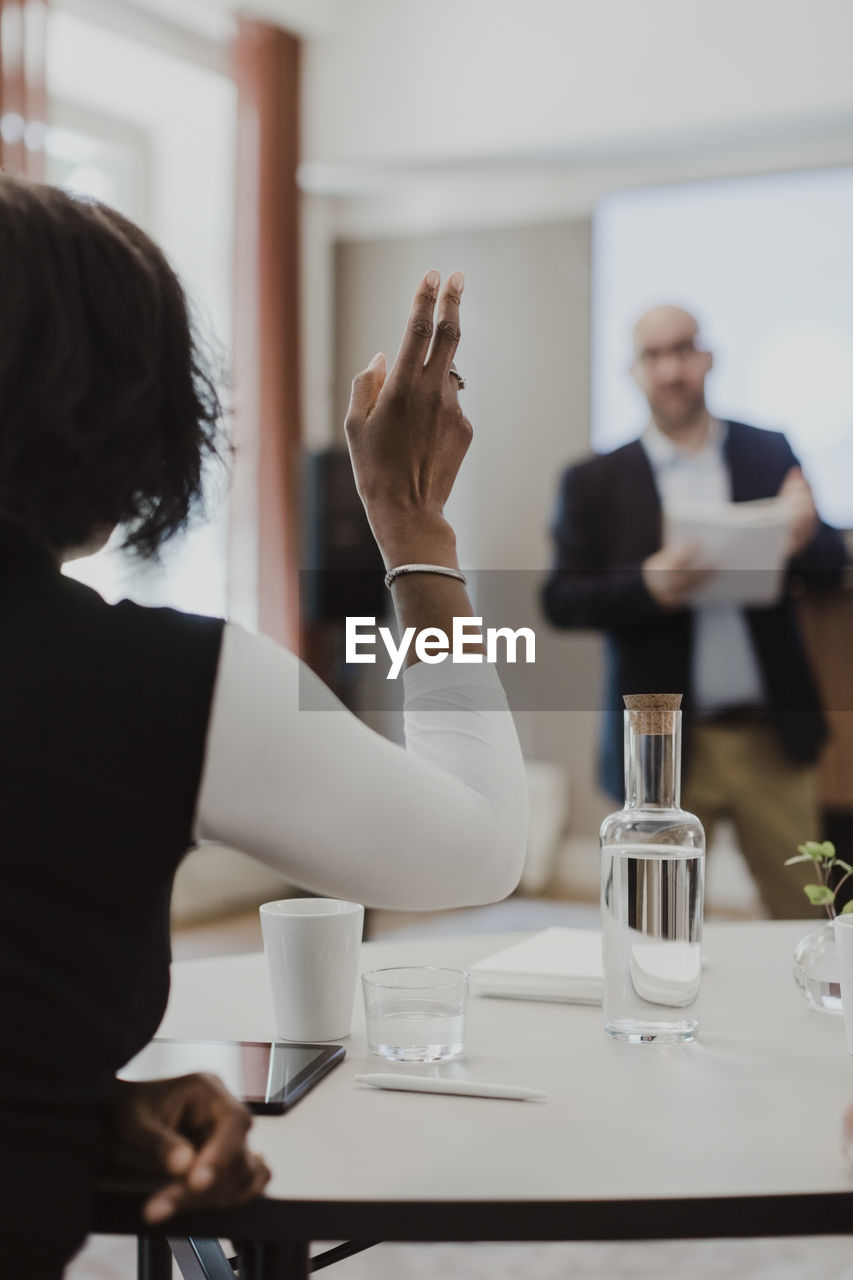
641, 419, 765, 715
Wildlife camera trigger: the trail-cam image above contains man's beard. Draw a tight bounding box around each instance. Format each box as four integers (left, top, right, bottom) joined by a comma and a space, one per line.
649, 385, 706, 432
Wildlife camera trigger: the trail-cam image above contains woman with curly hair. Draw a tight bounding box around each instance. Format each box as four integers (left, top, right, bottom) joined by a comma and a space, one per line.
0, 174, 527, 1277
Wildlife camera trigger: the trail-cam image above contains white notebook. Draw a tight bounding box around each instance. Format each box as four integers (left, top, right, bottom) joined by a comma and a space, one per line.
470, 927, 603, 1004
663, 497, 791, 606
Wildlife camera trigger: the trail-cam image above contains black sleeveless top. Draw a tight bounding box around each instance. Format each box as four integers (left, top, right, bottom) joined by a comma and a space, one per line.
0, 527, 223, 1248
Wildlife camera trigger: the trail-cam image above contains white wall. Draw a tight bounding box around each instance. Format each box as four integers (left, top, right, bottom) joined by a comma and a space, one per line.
47, 8, 236, 617
334, 223, 591, 570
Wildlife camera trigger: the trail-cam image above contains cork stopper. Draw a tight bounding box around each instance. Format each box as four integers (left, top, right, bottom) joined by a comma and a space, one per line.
623, 693, 682, 735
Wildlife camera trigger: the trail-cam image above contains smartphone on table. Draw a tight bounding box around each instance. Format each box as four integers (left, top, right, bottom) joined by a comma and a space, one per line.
119, 1038, 345, 1114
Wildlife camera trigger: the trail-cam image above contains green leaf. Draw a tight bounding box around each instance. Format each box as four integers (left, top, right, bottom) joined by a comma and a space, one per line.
841, 900, 853, 915
785, 854, 814, 866
834, 860, 853, 875
798, 841, 832, 862
803, 883, 835, 906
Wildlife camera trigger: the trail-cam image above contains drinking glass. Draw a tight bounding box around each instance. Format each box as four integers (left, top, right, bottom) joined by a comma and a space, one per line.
362, 966, 469, 1062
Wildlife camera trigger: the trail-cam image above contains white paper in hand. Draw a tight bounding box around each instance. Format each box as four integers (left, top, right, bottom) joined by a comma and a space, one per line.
663, 497, 792, 606
470, 927, 603, 1004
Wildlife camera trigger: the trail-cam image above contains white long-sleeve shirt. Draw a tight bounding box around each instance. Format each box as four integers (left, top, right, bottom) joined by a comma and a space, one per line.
193, 623, 529, 911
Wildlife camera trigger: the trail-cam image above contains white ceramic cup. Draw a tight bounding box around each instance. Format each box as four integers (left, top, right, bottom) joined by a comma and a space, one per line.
259, 898, 364, 1041
834, 915, 853, 1053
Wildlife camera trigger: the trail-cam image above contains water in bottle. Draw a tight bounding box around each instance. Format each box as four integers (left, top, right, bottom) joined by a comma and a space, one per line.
600, 694, 705, 1044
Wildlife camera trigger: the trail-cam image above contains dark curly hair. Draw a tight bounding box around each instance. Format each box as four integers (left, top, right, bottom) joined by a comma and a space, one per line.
0, 173, 225, 558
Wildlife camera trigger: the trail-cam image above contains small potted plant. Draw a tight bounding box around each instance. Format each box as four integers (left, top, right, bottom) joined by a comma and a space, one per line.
787, 840, 852, 1013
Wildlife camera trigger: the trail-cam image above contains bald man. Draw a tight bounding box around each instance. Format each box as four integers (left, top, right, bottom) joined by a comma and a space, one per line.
543, 305, 846, 918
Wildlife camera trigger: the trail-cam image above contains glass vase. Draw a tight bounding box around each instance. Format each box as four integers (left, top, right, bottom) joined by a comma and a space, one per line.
792, 919, 842, 1014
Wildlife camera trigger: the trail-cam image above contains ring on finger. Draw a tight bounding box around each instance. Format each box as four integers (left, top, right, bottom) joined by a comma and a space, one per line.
449, 363, 467, 391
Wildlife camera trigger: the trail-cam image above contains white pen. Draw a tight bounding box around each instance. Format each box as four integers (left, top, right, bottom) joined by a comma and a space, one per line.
355, 1073, 546, 1101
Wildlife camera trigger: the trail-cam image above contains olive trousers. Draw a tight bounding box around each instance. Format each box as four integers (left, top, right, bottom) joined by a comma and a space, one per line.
682, 721, 821, 920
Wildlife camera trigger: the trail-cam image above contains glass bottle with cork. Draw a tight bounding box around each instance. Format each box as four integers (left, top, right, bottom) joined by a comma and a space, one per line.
600, 693, 705, 1044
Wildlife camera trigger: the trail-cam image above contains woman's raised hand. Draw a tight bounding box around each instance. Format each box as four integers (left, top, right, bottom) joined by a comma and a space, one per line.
344, 270, 470, 569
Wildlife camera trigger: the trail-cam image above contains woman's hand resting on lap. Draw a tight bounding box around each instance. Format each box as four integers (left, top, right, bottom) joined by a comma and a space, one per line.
107, 1074, 271, 1224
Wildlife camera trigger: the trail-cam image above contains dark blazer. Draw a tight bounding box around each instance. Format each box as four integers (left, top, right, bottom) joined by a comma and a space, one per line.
542, 421, 847, 799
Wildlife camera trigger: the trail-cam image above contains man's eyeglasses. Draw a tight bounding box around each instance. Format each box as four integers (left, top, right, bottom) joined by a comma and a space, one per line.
634, 338, 706, 368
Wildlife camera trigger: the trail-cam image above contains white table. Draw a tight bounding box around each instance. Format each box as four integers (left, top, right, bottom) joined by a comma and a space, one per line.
97, 921, 853, 1278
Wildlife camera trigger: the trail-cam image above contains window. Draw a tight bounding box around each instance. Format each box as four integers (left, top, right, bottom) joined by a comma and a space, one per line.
45, 4, 237, 611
